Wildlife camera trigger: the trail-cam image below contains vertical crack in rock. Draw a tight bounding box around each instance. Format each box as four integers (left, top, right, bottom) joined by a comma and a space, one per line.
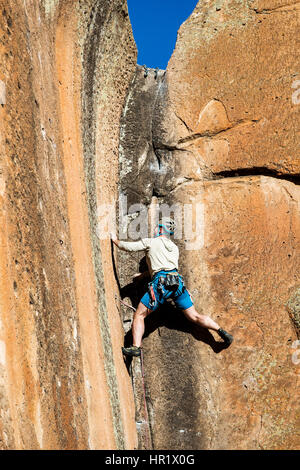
119, 65, 176, 206
118, 66, 208, 450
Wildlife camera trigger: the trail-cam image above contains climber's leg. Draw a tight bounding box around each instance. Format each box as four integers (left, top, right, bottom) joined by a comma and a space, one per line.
182, 305, 233, 345
122, 302, 152, 356
132, 301, 152, 348
182, 305, 220, 330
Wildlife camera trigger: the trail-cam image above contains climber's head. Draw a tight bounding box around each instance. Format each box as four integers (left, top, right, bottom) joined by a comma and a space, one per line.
154, 217, 175, 238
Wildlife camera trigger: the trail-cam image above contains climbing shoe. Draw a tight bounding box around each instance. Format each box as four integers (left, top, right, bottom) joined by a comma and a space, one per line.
217, 328, 234, 346
122, 345, 142, 357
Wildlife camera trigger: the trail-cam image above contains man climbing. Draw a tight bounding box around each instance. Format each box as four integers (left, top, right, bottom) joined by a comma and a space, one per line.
111, 217, 233, 357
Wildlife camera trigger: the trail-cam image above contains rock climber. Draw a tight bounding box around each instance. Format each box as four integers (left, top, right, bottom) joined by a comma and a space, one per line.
111, 217, 233, 357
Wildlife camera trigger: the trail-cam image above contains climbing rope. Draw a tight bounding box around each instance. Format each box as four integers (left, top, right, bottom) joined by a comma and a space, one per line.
117, 295, 152, 449
119, 297, 136, 312
140, 348, 151, 450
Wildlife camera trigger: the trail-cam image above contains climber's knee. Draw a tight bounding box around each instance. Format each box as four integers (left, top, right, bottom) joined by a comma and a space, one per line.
182, 305, 200, 323
183, 306, 210, 325
134, 301, 152, 319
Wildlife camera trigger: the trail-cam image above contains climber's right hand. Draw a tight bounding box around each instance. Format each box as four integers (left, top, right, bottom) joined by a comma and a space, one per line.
110, 232, 120, 247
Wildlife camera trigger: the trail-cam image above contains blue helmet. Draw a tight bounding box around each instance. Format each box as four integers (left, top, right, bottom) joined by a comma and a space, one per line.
157, 217, 175, 235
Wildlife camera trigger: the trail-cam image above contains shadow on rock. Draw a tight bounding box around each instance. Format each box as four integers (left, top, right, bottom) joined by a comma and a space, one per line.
121, 293, 228, 358
116, 256, 229, 375
142, 302, 228, 354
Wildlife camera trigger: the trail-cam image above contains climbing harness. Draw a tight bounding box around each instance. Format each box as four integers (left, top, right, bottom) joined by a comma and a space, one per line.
148, 283, 156, 309
155, 270, 185, 296
157, 277, 164, 298
147, 269, 182, 309
162, 273, 180, 292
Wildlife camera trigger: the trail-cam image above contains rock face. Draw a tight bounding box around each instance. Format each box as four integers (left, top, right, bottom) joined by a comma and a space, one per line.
0, 0, 137, 449
0, 0, 299, 451
167, 0, 300, 179
118, 1, 300, 450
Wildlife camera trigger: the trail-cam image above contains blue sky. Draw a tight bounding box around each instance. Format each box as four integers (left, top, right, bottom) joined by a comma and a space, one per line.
127, 0, 198, 70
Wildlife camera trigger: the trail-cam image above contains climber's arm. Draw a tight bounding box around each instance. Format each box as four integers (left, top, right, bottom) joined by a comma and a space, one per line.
110, 233, 151, 252
110, 232, 122, 248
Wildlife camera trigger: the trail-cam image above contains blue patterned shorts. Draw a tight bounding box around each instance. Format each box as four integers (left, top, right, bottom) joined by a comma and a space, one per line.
140, 270, 193, 312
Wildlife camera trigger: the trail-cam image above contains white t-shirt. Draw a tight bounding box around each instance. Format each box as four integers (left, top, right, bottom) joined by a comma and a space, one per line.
118, 236, 179, 277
